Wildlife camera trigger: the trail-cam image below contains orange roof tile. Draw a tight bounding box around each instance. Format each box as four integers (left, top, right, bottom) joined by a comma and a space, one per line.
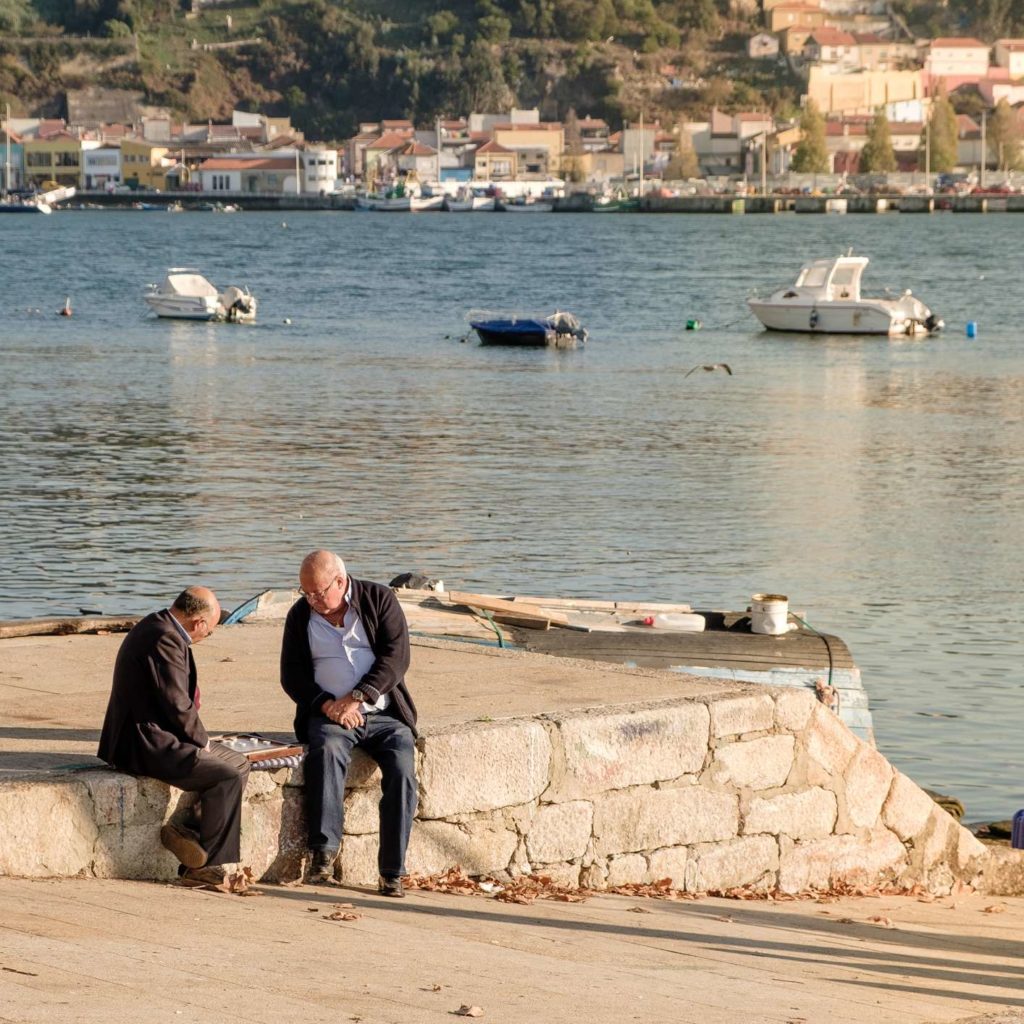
931, 37, 988, 48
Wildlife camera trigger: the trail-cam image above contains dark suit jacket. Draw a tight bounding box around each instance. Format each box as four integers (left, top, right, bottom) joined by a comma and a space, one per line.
97, 609, 209, 780
280, 577, 417, 743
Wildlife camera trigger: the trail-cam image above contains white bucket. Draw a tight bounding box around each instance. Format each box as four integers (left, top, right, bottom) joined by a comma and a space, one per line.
750, 593, 789, 635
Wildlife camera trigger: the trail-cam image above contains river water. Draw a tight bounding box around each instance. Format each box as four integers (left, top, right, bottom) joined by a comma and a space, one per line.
1, 209, 1021, 819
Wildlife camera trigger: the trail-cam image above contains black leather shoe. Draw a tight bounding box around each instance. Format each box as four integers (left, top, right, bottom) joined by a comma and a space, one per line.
308, 849, 339, 885
378, 875, 405, 898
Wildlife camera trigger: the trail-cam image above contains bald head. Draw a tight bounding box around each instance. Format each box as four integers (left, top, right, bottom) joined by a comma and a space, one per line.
171, 586, 220, 643
300, 550, 346, 580
298, 550, 348, 614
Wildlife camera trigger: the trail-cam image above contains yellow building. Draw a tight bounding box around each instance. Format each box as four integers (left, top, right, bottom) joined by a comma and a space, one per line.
492, 123, 564, 176
474, 140, 517, 180
806, 66, 925, 115
22, 134, 93, 188
120, 139, 173, 190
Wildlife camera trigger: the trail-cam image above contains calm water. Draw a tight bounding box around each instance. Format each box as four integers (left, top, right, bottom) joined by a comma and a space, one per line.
1, 209, 1021, 819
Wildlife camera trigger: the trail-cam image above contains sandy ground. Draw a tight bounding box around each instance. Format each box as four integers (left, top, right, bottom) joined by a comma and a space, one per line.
1, 876, 1023, 1024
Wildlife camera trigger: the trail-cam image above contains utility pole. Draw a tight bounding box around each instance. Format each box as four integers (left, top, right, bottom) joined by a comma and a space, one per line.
981, 109, 987, 189
761, 130, 768, 195
638, 110, 645, 198
3, 102, 10, 194
924, 115, 930, 189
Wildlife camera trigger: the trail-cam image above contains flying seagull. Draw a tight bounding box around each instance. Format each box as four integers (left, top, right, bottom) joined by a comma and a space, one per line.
684, 363, 733, 378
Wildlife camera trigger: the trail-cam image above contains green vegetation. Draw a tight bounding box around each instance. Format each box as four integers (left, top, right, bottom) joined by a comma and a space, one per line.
922, 93, 958, 173
2, 0, 804, 136
987, 96, 1021, 170
859, 107, 896, 172
790, 99, 828, 173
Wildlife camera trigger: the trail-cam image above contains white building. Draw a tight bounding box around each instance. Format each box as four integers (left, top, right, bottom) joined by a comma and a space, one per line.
82, 147, 122, 189
926, 38, 990, 78
994, 39, 1024, 76
302, 146, 339, 193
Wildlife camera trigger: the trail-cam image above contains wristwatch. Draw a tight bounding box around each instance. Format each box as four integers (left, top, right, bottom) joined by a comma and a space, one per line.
350, 689, 365, 704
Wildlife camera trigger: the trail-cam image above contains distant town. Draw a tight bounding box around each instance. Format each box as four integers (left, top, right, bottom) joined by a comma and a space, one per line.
3, 0, 1024, 199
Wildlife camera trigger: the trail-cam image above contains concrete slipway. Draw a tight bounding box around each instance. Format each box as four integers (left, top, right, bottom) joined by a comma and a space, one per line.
1, 621, 1023, 1023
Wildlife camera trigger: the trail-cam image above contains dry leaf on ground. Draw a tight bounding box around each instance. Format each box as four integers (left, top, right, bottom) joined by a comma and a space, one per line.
324, 910, 362, 922
626, 906, 651, 914
453, 1005, 484, 1017
983, 904, 1007, 914
222, 867, 259, 896
868, 916, 895, 929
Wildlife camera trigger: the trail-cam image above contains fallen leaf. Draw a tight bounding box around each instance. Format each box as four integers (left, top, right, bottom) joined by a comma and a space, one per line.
454, 1006, 483, 1018
713, 915, 734, 923
983, 904, 1007, 914
626, 906, 651, 914
868, 916, 895, 929
837, 917, 856, 924
307, 907, 319, 913
324, 911, 363, 922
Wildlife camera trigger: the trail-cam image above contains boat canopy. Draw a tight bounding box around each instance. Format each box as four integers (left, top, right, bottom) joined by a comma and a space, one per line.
162, 272, 220, 297
793, 255, 869, 302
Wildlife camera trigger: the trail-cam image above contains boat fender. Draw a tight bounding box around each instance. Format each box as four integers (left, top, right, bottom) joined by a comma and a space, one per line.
809, 308, 819, 330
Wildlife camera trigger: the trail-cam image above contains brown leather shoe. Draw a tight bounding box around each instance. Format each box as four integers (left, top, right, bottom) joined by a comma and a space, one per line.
160, 823, 208, 869
378, 875, 405, 898
308, 849, 339, 885
178, 865, 226, 889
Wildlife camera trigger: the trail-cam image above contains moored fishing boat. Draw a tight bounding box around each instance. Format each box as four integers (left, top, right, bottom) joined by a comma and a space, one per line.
748, 253, 943, 336
467, 309, 588, 347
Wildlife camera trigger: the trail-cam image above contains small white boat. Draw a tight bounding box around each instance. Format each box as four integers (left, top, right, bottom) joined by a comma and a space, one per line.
410, 194, 444, 212
500, 198, 554, 213
748, 254, 942, 336
445, 190, 497, 212
144, 269, 257, 323
354, 190, 411, 211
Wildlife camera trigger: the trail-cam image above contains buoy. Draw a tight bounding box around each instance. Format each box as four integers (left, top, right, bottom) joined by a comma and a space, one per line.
58, 297, 72, 317
685, 318, 702, 330
281, 222, 287, 228
966, 321, 978, 339
283, 318, 292, 325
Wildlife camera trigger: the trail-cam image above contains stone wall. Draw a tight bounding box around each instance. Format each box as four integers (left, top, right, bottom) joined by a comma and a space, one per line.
0, 687, 1001, 894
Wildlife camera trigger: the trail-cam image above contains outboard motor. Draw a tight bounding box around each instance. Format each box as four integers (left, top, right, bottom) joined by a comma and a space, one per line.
924, 313, 943, 334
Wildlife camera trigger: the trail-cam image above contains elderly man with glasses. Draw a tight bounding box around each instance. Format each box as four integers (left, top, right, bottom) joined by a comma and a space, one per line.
98, 586, 250, 888
280, 550, 418, 897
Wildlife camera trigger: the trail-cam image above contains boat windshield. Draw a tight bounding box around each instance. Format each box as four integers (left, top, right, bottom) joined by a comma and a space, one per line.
797, 264, 829, 289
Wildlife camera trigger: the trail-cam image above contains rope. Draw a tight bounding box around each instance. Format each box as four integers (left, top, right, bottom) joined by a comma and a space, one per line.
789, 612, 837, 713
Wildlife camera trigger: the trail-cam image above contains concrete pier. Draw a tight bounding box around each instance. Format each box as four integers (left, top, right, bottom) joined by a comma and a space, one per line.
2, 621, 1017, 896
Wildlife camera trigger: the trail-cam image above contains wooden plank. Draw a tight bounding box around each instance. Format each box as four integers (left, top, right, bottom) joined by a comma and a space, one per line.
509, 595, 693, 613
0, 615, 140, 640
445, 590, 568, 626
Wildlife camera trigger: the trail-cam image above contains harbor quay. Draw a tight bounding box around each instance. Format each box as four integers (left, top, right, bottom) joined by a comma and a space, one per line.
66, 189, 1024, 214
3, 622, 1024, 1024
2, 620, 1022, 895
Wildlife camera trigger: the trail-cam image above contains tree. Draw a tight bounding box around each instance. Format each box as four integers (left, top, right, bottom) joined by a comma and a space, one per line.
562, 106, 585, 182
791, 99, 829, 173
859, 108, 896, 173
664, 123, 699, 179
987, 97, 1021, 171
922, 94, 958, 172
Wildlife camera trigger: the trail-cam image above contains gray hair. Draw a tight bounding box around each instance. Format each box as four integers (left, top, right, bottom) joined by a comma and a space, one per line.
172, 588, 215, 617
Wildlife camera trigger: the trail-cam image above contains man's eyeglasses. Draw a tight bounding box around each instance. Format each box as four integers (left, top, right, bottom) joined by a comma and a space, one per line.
300, 576, 342, 604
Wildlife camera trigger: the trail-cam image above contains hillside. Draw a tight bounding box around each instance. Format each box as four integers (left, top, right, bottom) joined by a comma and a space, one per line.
13, 0, 1010, 135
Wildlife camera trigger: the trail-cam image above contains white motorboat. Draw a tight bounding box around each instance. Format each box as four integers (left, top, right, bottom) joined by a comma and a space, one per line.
445, 189, 497, 212
144, 269, 257, 323
500, 198, 554, 213
747, 254, 942, 336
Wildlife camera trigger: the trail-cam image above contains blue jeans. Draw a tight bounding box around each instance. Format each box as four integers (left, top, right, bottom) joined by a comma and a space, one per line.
304, 711, 418, 879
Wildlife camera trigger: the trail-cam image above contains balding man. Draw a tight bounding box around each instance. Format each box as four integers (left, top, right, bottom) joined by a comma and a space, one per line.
98, 587, 250, 888
280, 551, 417, 897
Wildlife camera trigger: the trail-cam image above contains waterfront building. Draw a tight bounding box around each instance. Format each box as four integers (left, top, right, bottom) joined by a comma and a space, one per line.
82, 147, 123, 190
23, 133, 98, 189
119, 138, 173, 190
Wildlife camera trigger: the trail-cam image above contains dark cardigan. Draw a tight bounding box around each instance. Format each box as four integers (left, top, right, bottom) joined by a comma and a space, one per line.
280, 577, 418, 742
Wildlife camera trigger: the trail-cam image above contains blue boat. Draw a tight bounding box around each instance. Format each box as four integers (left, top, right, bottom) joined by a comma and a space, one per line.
468, 310, 588, 347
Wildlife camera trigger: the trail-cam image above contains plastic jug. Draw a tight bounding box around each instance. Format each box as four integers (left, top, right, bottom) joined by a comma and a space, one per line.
642, 613, 706, 632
